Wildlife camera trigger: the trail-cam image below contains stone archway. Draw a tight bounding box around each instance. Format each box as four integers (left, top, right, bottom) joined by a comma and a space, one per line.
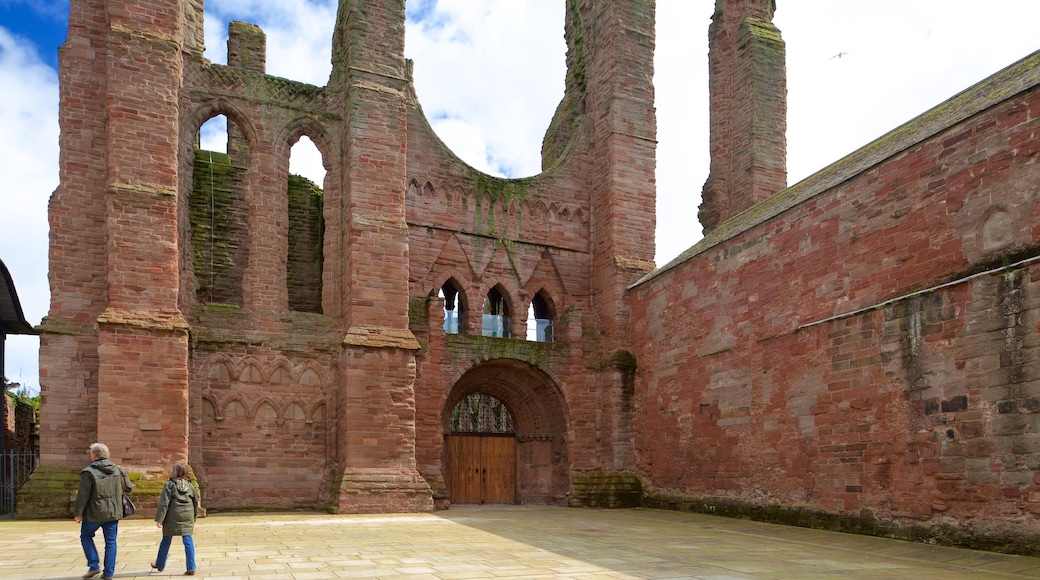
442, 359, 570, 505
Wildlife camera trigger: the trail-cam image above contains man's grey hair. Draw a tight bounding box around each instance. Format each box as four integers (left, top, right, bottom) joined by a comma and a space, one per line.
89, 442, 110, 460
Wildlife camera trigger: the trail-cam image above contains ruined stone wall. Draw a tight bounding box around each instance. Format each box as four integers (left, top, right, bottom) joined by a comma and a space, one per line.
631, 54, 1040, 552
192, 346, 334, 508
577, 0, 656, 478
404, 0, 658, 509
33, 0, 655, 515
180, 49, 344, 510
404, 97, 591, 504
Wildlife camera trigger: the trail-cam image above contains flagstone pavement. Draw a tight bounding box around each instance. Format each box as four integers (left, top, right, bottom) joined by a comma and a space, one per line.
2, 505, 1039, 579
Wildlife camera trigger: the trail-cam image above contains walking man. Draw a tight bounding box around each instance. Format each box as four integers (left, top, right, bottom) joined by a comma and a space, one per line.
74, 442, 132, 579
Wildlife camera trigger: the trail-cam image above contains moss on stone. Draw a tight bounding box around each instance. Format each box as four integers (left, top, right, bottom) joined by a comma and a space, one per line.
15, 466, 81, 519
467, 169, 531, 228
191, 150, 247, 306
569, 471, 643, 508
444, 334, 568, 372
286, 173, 324, 313
542, 0, 586, 167
609, 350, 637, 371
408, 295, 431, 331
642, 493, 1040, 557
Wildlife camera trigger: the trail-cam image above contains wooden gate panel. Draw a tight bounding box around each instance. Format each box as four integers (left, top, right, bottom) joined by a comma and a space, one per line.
482, 436, 516, 504
446, 434, 516, 504
446, 435, 482, 504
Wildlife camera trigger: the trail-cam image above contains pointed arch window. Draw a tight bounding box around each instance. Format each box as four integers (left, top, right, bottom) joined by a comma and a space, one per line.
482, 286, 511, 338
439, 280, 466, 334
527, 290, 554, 342
287, 135, 325, 314
191, 114, 248, 306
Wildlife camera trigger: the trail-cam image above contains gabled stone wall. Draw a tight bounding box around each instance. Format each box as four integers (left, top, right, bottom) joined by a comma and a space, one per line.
632, 50, 1040, 554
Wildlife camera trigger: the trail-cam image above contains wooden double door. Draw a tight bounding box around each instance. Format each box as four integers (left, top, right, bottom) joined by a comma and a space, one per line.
445, 434, 517, 504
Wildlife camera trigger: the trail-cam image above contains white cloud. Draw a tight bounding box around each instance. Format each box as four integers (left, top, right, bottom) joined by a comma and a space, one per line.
775, 1, 1040, 186
204, 0, 337, 86
0, 26, 58, 391
405, 0, 565, 178
654, 3, 710, 266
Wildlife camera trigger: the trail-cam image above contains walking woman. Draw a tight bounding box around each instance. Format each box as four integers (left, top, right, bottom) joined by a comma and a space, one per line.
150, 464, 199, 575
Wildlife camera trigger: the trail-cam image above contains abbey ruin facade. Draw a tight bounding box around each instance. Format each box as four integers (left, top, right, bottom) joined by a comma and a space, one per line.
20, 0, 1040, 554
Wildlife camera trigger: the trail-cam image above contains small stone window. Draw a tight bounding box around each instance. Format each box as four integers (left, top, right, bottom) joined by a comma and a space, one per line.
482, 286, 511, 338
527, 290, 554, 342
439, 280, 465, 334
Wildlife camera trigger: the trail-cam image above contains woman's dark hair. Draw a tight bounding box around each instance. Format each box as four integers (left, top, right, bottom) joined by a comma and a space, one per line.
170, 463, 190, 480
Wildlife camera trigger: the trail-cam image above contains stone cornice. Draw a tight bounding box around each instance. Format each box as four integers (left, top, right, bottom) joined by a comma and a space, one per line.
343, 325, 421, 350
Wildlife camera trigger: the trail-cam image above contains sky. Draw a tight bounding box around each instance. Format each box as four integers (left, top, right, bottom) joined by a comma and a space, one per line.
2, 0, 1040, 394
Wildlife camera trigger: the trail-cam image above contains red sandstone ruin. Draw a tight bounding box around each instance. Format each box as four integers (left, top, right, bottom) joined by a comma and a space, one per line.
20, 0, 1040, 554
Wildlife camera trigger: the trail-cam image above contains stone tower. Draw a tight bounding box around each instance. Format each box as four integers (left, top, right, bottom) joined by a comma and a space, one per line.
699, 0, 787, 232
22, 0, 657, 514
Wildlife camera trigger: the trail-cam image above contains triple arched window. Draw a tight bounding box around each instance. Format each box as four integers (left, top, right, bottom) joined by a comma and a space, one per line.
437, 282, 556, 342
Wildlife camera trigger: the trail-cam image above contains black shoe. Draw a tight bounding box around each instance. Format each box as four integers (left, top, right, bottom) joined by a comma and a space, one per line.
151, 562, 164, 572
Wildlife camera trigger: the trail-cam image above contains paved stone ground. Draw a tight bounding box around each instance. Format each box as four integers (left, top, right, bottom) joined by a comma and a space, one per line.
2, 506, 1040, 579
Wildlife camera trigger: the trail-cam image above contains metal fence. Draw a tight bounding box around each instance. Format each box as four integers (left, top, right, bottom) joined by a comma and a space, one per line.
1, 451, 38, 517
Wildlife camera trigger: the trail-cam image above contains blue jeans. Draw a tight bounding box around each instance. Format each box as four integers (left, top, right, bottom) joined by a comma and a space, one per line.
155, 535, 196, 572
80, 519, 118, 577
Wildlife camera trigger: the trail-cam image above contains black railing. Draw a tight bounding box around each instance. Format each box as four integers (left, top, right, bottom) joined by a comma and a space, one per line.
1, 451, 38, 517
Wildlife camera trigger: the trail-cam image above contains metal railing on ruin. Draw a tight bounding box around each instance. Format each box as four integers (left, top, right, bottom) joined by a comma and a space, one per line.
1, 450, 38, 517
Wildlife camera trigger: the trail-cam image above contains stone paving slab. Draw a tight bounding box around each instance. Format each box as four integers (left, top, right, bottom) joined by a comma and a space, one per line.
2, 506, 1039, 579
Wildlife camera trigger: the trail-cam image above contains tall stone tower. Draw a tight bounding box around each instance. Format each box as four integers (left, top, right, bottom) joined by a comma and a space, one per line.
699, 0, 787, 233
22, 0, 657, 515
39, 0, 195, 480
326, 0, 431, 511
566, 0, 657, 474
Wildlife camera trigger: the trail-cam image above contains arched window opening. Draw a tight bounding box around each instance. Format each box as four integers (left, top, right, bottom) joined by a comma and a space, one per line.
290, 136, 326, 185
527, 291, 554, 342
439, 280, 465, 334
199, 114, 251, 166
482, 286, 510, 338
287, 136, 325, 314
450, 393, 515, 434
192, 114, 248, 306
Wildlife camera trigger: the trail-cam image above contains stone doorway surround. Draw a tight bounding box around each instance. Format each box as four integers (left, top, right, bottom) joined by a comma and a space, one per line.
441, 359, 570, 506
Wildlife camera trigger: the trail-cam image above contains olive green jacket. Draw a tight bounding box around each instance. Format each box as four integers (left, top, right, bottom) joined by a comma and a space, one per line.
155, 478, 199, 536
74, 459, 132, 522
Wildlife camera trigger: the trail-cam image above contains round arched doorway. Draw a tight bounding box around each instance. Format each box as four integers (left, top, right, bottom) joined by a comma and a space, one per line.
445, 393, 517, 504
442, 359, 570, 505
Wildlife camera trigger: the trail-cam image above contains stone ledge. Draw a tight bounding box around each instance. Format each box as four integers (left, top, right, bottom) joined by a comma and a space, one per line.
37, 316, 96, 336
97, 308, 189, 333
343, 326, 420, 350
107, 181, 177, 199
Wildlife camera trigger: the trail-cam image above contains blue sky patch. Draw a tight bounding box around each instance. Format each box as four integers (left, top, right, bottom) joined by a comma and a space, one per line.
0, 0, 69, 69
406, 0, 453, 34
